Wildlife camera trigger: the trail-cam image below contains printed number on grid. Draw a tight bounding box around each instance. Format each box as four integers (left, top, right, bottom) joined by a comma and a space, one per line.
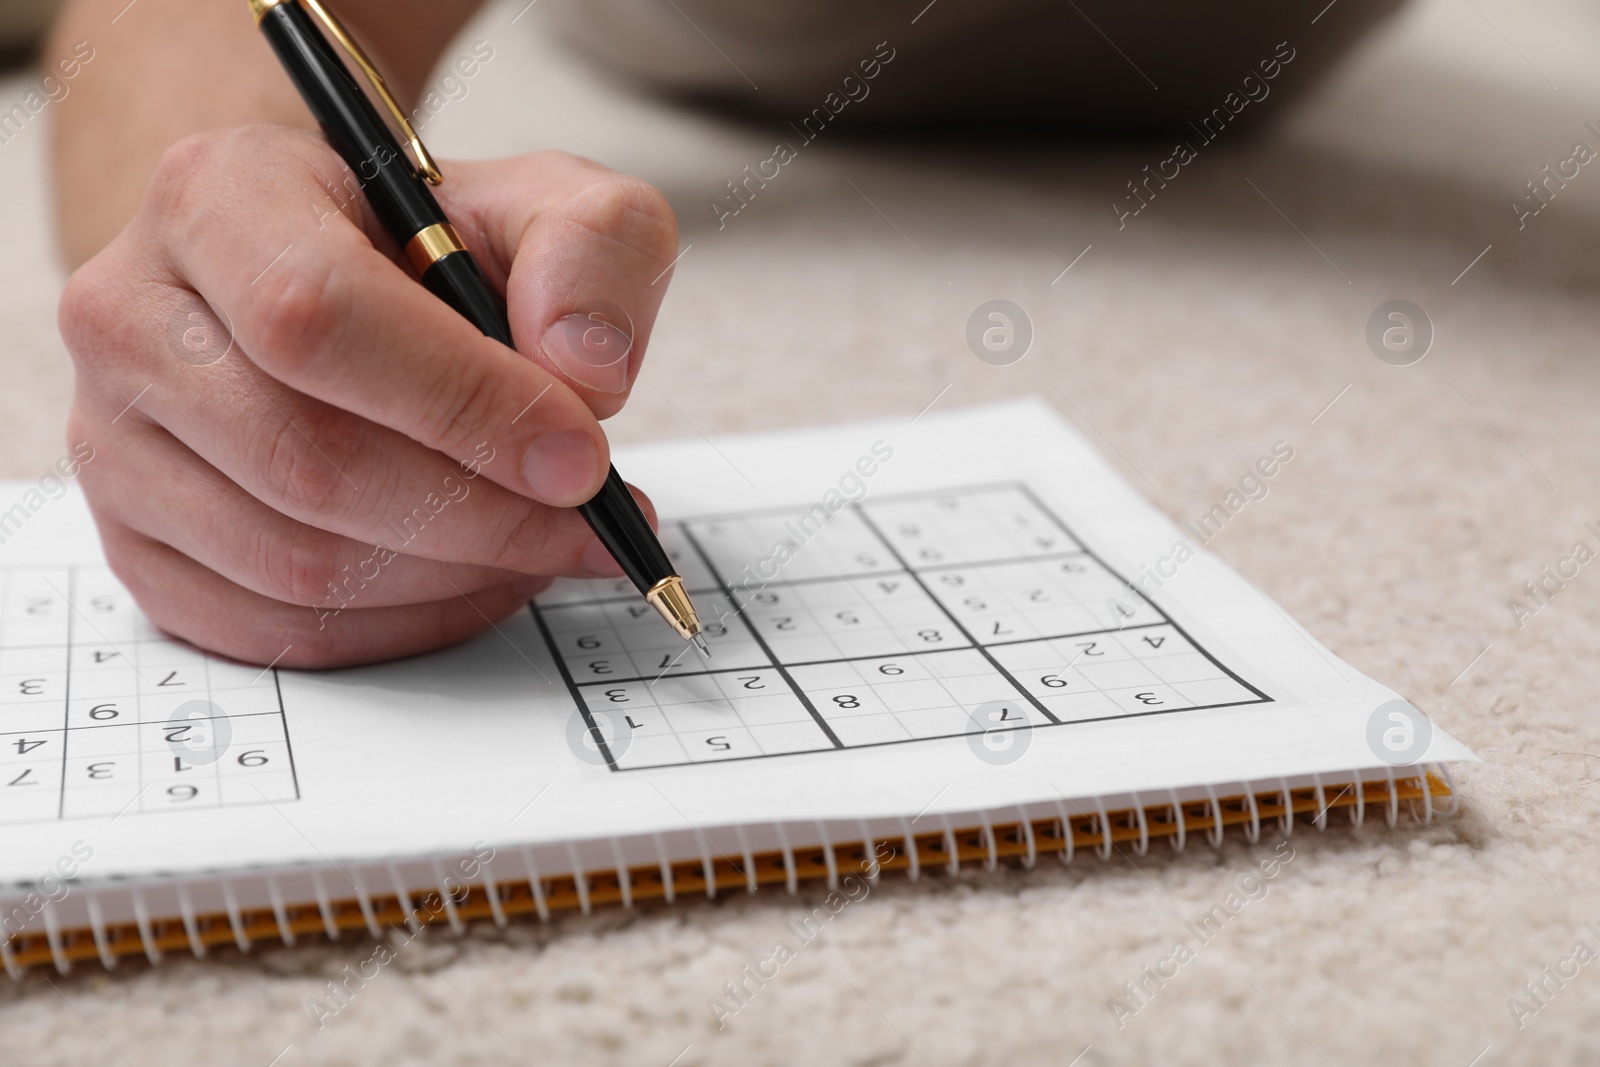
0, 566, 298, 825
532, 485, 1269, 771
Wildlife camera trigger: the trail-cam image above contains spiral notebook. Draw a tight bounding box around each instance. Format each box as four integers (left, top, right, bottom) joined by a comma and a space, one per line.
0, 399, 1474, 975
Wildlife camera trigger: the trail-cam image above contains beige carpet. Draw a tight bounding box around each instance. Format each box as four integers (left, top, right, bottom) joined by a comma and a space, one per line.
4, 0, 1600, 1063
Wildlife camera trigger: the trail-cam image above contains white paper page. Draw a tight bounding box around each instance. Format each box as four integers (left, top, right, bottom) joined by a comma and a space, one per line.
0, 399, 1474, 884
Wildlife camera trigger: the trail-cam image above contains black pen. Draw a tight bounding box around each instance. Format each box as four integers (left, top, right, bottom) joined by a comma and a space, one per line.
248, 0, 709, 656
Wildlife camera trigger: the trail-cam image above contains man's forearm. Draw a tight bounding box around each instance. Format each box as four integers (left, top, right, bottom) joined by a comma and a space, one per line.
48, 0, 485, 268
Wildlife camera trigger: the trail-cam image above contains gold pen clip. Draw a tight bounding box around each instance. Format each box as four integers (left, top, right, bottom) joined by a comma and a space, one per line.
254, 0, 443, 185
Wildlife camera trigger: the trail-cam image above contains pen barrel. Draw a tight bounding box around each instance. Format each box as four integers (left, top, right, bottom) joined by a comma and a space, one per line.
258, 1, 450, 242
421, 253, 513, 346
258, 1, 679, 606
580, 467, 674, 595
418, 254, 671, 596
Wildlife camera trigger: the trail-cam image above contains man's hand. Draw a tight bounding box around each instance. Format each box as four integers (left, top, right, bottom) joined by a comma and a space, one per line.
58, 126, 679, 666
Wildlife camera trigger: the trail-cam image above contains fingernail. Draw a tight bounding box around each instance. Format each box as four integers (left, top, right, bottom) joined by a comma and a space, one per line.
522, 429, 601, 506
540, 313, 633, 394
581, 538, 625, 577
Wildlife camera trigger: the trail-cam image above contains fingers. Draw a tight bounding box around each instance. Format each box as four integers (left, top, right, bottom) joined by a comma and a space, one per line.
80, 415, 544, 610
94, 518, 541, 670
106, 329, 624, 578
61, 258, 628, 579
137, 129, 612, 509
55, 126, 677, 669
434, 154, 680, 417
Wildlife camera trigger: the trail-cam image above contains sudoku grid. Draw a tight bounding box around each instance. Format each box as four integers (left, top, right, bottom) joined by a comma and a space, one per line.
531, 483, 1271, 771
0, 567, 298, 825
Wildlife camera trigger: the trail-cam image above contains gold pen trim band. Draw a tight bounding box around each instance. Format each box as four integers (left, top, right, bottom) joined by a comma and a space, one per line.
644, 576, 703, 642
404, 223, 467, 274
248, 0, 290, 22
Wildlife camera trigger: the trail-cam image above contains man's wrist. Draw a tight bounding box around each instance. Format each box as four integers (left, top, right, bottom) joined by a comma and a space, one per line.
47, 0, 485, 267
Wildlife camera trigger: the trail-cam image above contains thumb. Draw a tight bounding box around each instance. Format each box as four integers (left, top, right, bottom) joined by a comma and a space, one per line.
432, 152, 681, 419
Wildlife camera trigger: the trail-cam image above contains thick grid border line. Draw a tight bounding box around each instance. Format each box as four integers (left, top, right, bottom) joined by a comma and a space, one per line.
533, 483, 1272, 772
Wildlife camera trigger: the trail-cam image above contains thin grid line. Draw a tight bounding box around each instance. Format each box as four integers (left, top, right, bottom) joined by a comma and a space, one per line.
679, 523, 843, 749
850, 504, 1061, 724
55, 569, 73, 819
538, 617, 1190, 685
526, 484, 1271, 771
42, 577, 153, 685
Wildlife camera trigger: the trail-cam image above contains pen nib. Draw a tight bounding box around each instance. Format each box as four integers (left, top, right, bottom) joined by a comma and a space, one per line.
645, 575, 712, 659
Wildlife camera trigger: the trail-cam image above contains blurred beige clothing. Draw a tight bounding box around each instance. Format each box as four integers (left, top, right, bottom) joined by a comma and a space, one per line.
9, 0, 1406, 130
0, 0, 57, 53
546, 0, 1407, 132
